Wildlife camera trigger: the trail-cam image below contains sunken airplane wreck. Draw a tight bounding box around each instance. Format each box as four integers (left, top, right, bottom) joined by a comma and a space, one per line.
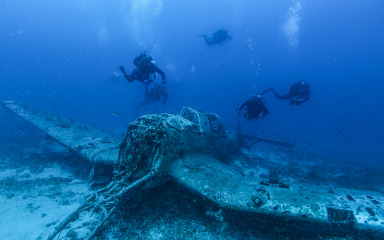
2, 101, 384, 239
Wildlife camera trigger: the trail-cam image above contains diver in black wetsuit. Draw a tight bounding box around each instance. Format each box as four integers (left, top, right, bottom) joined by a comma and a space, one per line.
236, 94, 269, 121
136, 83, 168, 113
119, 51, 166, 85
261, 81, 310, 106
199, 28, 232, 46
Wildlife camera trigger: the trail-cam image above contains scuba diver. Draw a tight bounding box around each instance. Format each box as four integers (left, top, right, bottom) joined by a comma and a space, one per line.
199, 28, 232, 46
119, 51, 166, 85
261, 81, 310, 106
236, 94, 269, 121
136, 83, 168, 114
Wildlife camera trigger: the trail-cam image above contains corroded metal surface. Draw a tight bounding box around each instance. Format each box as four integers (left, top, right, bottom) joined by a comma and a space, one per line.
171, 154, 384, 235
2, 101, 118, 166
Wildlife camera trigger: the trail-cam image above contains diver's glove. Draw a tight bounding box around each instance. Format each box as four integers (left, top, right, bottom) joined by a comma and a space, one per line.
119, 66, 126, 73
161, 79, 166, 85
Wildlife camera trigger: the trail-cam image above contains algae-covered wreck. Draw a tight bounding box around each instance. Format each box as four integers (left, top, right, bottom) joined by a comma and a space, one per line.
2, 101, 384, 239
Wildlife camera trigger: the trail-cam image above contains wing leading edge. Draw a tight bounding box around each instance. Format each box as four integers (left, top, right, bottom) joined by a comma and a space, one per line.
2, 101, 118, 166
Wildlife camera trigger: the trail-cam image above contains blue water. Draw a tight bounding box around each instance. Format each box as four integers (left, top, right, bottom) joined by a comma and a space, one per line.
1, 0, 383, 165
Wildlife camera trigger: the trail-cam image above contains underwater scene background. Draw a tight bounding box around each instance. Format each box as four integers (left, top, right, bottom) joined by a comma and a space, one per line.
1, 0, 383, 164
0, 1, 384, 238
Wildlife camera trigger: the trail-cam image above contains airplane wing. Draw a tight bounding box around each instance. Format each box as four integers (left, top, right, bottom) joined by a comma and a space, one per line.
170, 154, 384, 235
2, 101, 118, 166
